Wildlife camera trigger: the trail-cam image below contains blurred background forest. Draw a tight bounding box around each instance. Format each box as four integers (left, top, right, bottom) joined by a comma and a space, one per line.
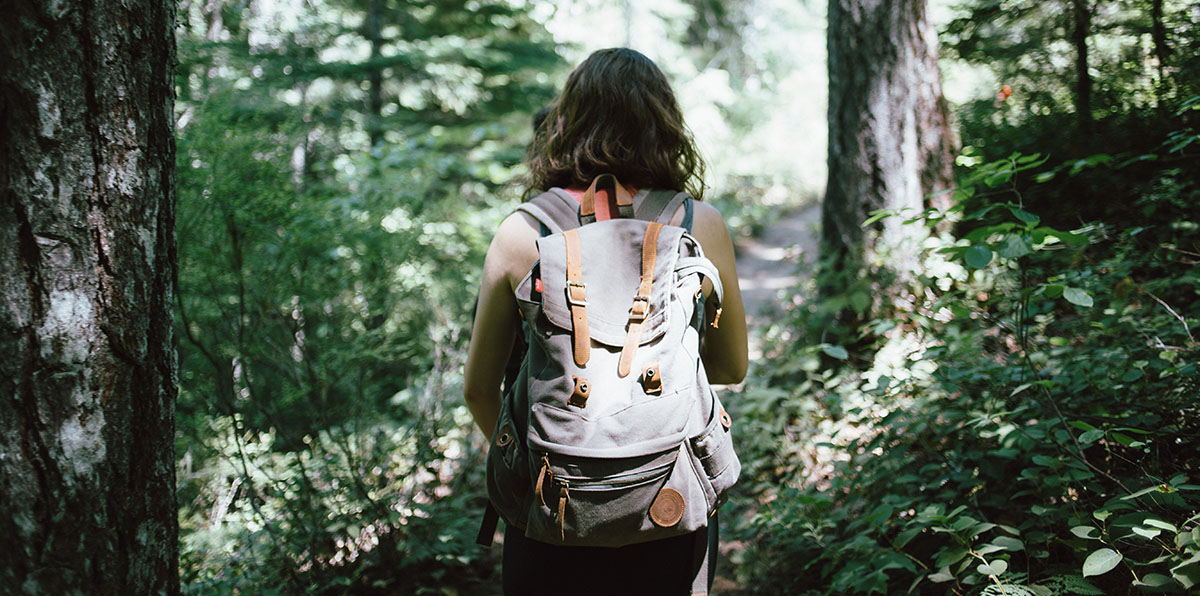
173, 0, 1199, 594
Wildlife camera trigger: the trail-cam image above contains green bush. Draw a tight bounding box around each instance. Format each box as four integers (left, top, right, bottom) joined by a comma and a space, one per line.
732, 112, 1200, 594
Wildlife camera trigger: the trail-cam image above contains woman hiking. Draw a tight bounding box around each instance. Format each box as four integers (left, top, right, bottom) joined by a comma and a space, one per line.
464, 47, 747, 596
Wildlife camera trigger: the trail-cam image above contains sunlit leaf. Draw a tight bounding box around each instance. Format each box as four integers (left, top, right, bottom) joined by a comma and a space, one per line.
1082, 548, 1122, 577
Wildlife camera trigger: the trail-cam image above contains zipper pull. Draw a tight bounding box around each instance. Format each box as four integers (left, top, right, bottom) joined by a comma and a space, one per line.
557, 484, 569, 541
535, 455, 552, 507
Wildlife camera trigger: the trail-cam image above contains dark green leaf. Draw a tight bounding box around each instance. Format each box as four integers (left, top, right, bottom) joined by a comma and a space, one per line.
965, 245, 993, 268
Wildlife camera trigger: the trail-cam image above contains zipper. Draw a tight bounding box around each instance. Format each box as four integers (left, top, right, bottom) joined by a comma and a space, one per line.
554, 461, 674, 491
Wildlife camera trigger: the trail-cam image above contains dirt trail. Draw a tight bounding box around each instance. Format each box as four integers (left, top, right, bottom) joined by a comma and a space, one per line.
733, 203, 821, 358
707, 202, 821, 595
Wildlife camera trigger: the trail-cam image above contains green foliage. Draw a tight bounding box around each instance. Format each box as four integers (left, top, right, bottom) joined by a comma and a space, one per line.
174, 0, 560, 592
732, 111, 1200, 594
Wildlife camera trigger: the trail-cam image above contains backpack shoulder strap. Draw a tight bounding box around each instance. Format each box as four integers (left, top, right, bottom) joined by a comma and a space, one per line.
634, 189, 692, 231
516, 188, 581, 235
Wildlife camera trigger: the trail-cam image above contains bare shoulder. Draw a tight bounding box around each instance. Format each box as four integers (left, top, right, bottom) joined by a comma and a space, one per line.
485, 209, 541, 291
688, 201, 734, 253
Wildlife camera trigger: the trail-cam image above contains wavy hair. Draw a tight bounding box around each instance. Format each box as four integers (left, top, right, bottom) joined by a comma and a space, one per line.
524, 48, 705, 199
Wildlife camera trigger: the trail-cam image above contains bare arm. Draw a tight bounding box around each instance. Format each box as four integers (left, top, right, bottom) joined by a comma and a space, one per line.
689, 202, 749, 385
463, 212, 539, 438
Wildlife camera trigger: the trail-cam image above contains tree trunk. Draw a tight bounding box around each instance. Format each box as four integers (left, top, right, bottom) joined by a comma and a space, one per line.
1072, 0, 1093, 135
0, 1, 179, 594
1150, 0, 1172, 83
822, 0, 955, 297
366, 0, 385, 148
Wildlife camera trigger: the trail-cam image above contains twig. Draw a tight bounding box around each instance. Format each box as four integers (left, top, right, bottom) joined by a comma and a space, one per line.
1144, 290, 1195, 344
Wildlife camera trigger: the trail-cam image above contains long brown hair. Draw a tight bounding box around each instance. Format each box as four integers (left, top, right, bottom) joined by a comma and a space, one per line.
524, 48, 706, 199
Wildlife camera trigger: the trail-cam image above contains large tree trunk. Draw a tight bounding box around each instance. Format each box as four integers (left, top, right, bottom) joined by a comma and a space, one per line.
823, 0, 955, 298
0, 1, 179, 594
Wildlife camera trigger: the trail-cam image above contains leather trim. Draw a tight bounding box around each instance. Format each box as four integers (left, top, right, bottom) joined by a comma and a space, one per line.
562, 229, 590, 366
649, 487, 685, 528
618, 222, 663, 377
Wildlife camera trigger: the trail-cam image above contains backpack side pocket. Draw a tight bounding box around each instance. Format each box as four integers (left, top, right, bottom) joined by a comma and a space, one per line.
486, 400, 533, 530
687, 391, 741, 514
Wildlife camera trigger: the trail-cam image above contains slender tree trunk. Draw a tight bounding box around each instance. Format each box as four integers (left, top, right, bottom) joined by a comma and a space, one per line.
0, 1, 179, 594
823, 0, 955, 297
1150, 0, 1172, 84
1072, 0, 1093, 135
367, 0, 385, 148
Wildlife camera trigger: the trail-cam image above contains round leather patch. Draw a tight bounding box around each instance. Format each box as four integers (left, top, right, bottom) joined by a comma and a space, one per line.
649, 487, 685, 528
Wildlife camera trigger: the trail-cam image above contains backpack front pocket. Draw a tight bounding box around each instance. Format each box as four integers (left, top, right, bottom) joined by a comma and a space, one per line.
523, 445, 708, 547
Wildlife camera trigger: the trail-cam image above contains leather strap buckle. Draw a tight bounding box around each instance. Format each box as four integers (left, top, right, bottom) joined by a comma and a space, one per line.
566, 281, 588, 307
628, 295, 651, 321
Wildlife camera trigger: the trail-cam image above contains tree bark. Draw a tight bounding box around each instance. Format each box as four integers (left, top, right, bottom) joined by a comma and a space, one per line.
823, 0, 956, 293
1150, 0, 1171, 82
0, 1, 179, 594
1072, 0, 1093, 135
366, 0, 385, 148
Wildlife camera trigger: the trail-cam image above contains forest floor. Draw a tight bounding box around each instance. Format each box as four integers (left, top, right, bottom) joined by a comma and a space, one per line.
712, 201, 821, 594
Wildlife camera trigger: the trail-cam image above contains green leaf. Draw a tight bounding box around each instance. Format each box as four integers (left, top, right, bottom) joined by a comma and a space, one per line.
822, 345, 849, 360
936, 546, 969, 568
1043, 284, 1065, 298
1078, 429, 1105, 444
997, 234, 1034, 258
964, 245, 993, 268
1071, 526, 1100, 539
928, 567, 955, 583
1110, 432, 1140, 447
1132, 573, 1175, 590
895, 527, 922, 548
1132, 526, 1162, 539
1009, 206, 1041, 224
1120, 369, 1144, 382
1143, 519, 1177, 532
862, 209, 894, 226
1063, 287, 1094, 307
992, 536, 1024, 551
1082, 548, 1123, 577
849, 291, 871, 314
977, 559, 1008, 576
1032, 455, 1058, 467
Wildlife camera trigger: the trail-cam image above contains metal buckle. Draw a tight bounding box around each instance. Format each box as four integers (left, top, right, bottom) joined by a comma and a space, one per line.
566, 281, 588, 307
629, 295, 651, 321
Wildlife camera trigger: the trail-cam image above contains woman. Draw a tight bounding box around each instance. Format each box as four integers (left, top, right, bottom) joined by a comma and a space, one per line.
464, 48, 747, 595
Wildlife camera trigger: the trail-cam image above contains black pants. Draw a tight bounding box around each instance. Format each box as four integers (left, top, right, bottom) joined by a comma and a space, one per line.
501, 518, 718, 596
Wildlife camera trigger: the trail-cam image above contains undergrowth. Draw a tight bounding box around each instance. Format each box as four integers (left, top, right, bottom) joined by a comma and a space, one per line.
730, 105, 1200, 595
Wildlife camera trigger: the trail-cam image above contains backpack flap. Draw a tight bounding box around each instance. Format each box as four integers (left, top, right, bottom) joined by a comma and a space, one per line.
536, 219, 685, 351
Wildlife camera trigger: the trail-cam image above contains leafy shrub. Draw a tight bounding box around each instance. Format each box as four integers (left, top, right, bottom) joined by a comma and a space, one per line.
731, 111, 1200, 594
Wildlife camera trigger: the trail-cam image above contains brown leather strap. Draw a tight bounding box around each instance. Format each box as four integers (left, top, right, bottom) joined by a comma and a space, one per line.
581, 173, 634, 222
557, 486, 569, 541
563, 229, 590, 367
618, 222, 663, 377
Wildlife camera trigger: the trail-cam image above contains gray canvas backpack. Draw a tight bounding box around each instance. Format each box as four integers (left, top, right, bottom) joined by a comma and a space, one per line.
477, 175, 740, 591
